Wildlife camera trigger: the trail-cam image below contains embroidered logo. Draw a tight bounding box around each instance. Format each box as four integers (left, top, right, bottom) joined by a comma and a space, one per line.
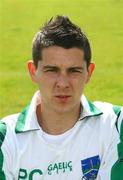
81, 155, 100, 180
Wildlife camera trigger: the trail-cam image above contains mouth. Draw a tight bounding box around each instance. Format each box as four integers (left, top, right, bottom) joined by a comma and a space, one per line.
54, 95, 72, 102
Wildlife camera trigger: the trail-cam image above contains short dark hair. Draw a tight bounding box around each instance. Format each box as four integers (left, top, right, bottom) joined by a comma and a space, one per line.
32, 15, 91, 68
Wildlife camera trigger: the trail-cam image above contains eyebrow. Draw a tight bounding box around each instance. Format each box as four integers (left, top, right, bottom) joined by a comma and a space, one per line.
42, 65, 59, 71
42, 65, 84, 70
42, 65, 59, 69
68, 67, 84, 71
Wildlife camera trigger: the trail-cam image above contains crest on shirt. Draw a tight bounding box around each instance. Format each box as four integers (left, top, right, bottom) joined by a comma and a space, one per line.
81, 155, 100, 180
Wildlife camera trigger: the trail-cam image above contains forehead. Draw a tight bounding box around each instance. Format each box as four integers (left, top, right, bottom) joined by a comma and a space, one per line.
40, 46, 85, 67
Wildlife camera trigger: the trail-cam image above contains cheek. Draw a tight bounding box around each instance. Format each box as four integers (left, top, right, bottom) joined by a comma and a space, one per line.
71, 76, 88, 95
37, 76, 55, 91
71, 74, 87, 86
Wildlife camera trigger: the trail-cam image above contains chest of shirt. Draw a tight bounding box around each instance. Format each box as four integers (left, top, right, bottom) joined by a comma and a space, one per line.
15, 122, 103, 180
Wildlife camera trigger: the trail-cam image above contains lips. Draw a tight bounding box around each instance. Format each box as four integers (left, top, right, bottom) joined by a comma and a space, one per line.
55, 95, 71, 98
54, 95, 71, 102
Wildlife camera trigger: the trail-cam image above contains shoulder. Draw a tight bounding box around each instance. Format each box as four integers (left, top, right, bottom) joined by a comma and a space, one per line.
0, 113, 20, 135
93, 101, 122, 120
0, 121, 7, 147
93, 101, 123, 135
0, 114, 20, 156
116, 107, 123, 138
93, 101, 121, 114
92, 102, 123, 147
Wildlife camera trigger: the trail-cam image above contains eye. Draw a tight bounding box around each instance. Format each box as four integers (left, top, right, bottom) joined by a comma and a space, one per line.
45, 69, 55, 72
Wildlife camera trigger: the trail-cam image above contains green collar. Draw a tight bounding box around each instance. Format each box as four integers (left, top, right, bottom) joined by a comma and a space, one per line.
79, 97, 103, 121
15, 93, 103, 133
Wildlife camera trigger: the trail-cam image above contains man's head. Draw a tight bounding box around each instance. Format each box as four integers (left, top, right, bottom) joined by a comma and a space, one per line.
28, 15, 95, 114
32, 15, 91, 68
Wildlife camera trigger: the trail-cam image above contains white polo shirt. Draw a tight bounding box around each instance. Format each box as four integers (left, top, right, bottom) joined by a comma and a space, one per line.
0, 91, 122, 180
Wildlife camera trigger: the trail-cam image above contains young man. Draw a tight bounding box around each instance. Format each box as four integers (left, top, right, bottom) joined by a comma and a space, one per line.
0, 15, 122, 180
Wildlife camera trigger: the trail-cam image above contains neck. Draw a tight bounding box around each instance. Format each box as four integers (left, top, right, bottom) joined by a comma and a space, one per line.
36, 104, 81, 135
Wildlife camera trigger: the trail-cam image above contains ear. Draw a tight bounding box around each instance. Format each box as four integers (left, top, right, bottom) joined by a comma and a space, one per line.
27, 60, 37, 83
86, 63, 95, 83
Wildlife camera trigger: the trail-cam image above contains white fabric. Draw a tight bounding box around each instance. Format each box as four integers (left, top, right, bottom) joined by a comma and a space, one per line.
41, 124, 77, 145
0, 91, 122, 180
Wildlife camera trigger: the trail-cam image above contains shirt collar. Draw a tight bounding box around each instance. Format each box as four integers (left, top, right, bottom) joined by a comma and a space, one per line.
15, 91, 41, 133
15, 91, 103, 133
79, 95, 103, 120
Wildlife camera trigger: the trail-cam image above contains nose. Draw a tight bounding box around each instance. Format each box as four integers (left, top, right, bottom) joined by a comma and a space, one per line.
56, 74, 70, 89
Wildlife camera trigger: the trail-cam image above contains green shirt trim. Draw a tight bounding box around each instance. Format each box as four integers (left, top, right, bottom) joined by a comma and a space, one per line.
113, 105, 121, 116
0, 121, 7, 180
15, 104, 30, 133
87, 99, 103, 116
15, 97, 103, 133
111, 108, 123, 180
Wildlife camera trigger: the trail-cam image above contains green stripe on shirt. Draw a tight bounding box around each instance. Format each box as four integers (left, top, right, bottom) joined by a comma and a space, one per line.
111, 118, 123, 180
15, 104, 30, 133
0, 121, 7, 180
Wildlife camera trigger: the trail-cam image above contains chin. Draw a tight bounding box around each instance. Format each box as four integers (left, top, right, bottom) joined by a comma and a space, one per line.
53, 105, 74, 114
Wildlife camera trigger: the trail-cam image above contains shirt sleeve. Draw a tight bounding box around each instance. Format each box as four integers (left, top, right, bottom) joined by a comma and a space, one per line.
0, 121, 14, 180
97, 107, 123, 180
111, 108, 123, 180
97, 127, 119, 179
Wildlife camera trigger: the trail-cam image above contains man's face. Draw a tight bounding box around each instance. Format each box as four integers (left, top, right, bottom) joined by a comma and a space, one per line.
28, 46, 94, 114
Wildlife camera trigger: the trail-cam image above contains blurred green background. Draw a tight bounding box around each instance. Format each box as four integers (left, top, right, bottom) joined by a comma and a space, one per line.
0, 0, 123, 118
